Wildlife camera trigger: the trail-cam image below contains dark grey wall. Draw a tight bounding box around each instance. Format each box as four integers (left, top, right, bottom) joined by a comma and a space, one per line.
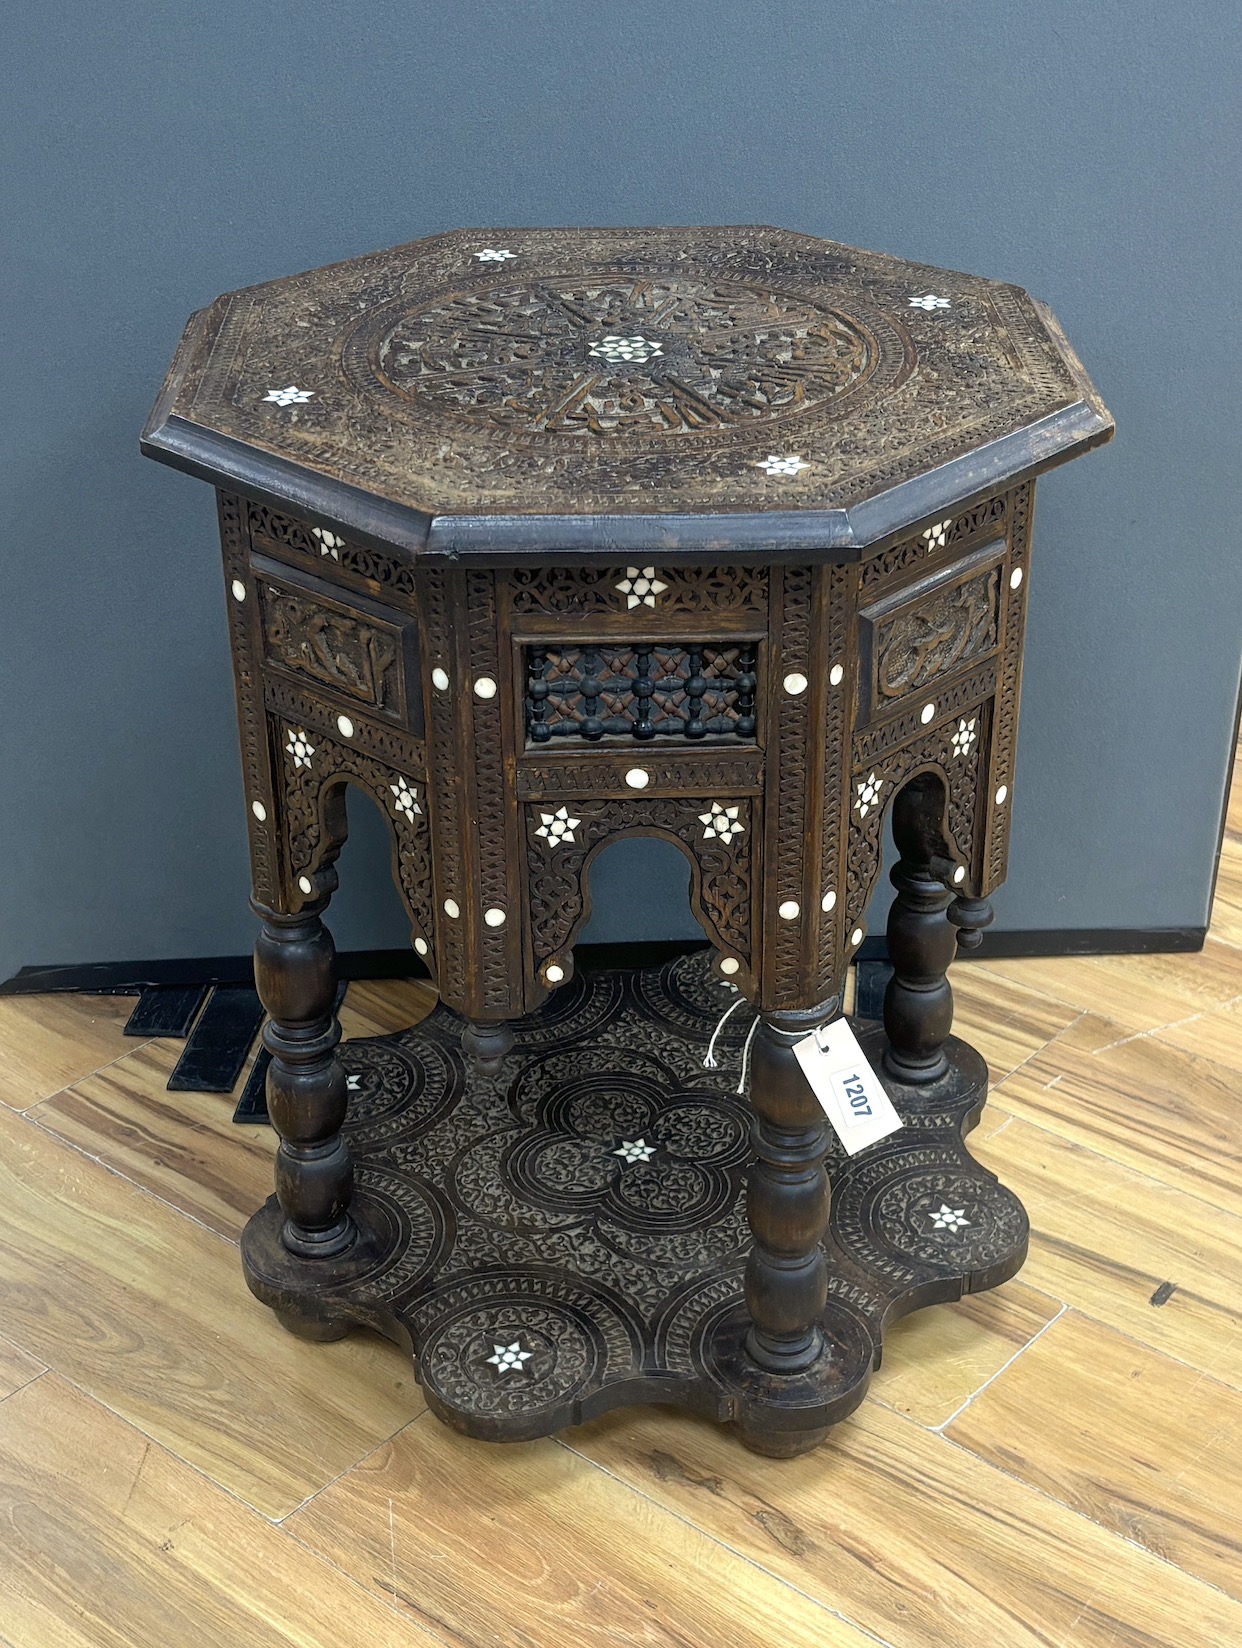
4, 2, 1240, 978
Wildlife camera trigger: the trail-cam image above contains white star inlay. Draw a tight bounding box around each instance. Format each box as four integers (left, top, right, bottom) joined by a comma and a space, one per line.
390, 780, 423, 821
536, 805, 581, 847
474, 248, 515, 262
699, 801, 745, 842
615, 566, 668, 608
346, 1074, 361, 1092
312, 527, 342, 559
951, 717, 977, 758
854, 771, 884, 818
285, 728, 315, 770
590, 334, 663, 363
263, 385, 314, 406
909, 293, 951, 311
613, 1138, 656, 1164
922, 518, 954, 549
759, 454, 809, 477
487, 1341, 533, 1372
930, 1203, 971, 1232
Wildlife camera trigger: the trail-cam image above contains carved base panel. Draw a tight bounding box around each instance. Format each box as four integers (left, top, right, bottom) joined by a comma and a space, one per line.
240, 950, 1028, 1452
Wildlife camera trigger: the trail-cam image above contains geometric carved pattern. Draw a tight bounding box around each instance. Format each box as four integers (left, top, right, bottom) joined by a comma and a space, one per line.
814, 562, 854, 1000
526, 643, 757, 744
416, 564, 468, 1006
861, 494, 1008, 591
767, 565, 815, 1004
874, 563, 1000, 698
218, 491, 283, 911
509, 563, 770, 618
277, 716, 436, 956
852, 660, 1000, 765
986, 481, 1033, 893
241, 950, 1028, 1442
248, 503, 419, 605
465, 569, 517, 1014
525, 799, 754, 970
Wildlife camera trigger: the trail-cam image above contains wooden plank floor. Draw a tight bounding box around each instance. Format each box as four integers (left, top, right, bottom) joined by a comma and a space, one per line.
1, 752, 1239, 1645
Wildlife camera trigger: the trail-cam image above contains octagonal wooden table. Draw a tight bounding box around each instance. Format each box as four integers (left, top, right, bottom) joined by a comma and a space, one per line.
143, 225, 1112, 1454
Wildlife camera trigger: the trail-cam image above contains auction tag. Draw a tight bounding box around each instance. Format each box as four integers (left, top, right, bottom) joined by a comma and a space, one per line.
792, 1018, 903, 1156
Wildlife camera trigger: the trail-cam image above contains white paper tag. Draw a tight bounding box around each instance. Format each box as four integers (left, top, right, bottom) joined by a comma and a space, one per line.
792, 1018, 903, 1156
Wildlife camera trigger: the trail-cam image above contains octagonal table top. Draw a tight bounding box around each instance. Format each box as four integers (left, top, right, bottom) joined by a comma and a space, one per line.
142, 225, 1112, 560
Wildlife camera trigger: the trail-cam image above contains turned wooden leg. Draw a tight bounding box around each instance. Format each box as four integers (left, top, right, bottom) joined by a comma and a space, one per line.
743, 1004, 833, 1375
252, 898, 356, 1259
461, 1019, 515, 1074
949, 892, 994, 952
882, 778, 957, 1085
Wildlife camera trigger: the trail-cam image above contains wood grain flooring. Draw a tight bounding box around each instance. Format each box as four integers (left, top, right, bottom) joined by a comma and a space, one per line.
0, 757, 1238, 1645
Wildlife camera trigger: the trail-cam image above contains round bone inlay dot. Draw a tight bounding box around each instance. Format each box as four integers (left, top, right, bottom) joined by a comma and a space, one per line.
1010, 566, 1024, 589
413, 936, 428, 956
953, 865, 966, 884
544, 963, 565, 984
719, 957, 740, 976
336, 715, 354, 738
822, 889, 837, 912
431, 667, 449, 691
625, 768, 650, 789
995, 784, 1009, 805
298, 876, 313, 895
920, 702, 936, 724
778, 900, 800, 920
484, 907, 506, 927
851, 927, 864, 946
251, 801, 267, 822
230, 579, 246, 602
474, 677, 497, 700
783, 672, 808, 696
829, 664, 844, 687
443, 898, 460, 919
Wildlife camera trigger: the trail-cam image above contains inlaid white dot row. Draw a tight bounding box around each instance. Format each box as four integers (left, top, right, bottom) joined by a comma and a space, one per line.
783, 664, 845, 696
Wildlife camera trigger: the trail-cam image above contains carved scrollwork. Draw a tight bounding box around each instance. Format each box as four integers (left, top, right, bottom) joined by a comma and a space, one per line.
509, 563, 769, 618
986, 482, 1032, 892
247, 503, 419, 603
852, 661, 999, 765
276, 715, 436, 958
875, 565, 1000, 698
860, 495, 1008, 591
525, 798, 754, 968
261, 584, 401, 711
262, 675, 425, 773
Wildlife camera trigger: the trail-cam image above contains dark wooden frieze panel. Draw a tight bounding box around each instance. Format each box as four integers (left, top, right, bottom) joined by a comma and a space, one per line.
147, 227, 1111, 1457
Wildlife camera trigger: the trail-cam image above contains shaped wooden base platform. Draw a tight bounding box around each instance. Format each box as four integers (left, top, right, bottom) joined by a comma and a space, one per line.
242, 951, 1028, 1454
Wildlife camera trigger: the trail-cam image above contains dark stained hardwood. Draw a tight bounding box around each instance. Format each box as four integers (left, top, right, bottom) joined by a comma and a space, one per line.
143, 225, 1112, 1456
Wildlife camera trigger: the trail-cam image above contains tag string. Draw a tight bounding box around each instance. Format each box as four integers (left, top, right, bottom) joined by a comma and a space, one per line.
736, 1013, 761, 1096
702, 996, 747, 1069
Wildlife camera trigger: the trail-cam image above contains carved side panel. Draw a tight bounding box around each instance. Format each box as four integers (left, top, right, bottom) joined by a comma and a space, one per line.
524, 798, 754, 972
218, 491, 285, 911
465, 569, 520, 1014
813, 563, 854, 1000
844, 713, 988, 949
764, 566, 817, 1007
275, 716, 436, 958
984, 482, 1034, 893
416, 565, 469, 1007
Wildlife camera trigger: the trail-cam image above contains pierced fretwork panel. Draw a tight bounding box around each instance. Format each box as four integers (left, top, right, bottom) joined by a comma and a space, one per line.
525, 643, 758, 745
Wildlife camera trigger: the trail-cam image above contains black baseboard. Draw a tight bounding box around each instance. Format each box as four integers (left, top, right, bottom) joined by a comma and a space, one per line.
0, 926, 1208, 997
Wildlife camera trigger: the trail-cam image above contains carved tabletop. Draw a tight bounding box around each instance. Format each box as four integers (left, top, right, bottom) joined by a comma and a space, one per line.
144, 226, 1112, 1456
